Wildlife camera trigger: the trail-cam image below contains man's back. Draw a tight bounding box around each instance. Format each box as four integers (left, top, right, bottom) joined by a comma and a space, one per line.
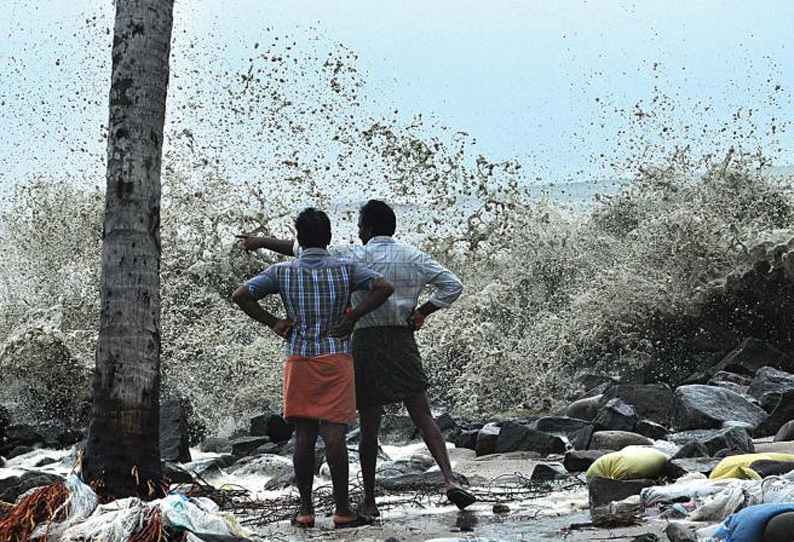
332, 236, 463, 329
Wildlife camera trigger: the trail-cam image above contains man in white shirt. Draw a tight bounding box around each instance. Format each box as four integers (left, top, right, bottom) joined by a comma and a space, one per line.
240, 200, 476, 516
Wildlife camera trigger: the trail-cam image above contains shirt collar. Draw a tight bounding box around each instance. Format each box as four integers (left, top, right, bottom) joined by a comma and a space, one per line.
369, 236, 395, 245
299, 247, 330, 258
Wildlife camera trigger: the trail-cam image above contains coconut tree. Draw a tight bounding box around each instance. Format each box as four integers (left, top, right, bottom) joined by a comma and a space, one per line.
83, 0, 175, 499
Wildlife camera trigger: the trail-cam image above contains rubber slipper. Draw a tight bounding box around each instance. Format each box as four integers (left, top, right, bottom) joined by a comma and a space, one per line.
446, 487, 477, 510
333, 513, 374, 529
290, 512, 315, 528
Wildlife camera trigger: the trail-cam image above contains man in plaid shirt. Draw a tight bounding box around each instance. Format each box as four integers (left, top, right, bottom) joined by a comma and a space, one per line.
241, 200, 476, 515
233, 207, 394, 529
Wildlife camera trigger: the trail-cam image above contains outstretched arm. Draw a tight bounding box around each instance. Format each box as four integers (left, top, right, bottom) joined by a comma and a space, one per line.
236, 234, 295, 256
329, 278, 394, 337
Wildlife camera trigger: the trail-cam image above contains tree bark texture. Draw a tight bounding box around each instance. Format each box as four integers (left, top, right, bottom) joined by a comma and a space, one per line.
83, 0, 174, 500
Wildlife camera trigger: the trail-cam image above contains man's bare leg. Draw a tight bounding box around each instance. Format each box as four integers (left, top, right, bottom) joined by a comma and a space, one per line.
358, 405, 383, 517
404, 391, 460, 492
319, 421, 356, 520
292, 418, 319, 518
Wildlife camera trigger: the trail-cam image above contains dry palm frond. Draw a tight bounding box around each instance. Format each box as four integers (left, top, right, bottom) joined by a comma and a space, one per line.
128, 506, 168, 542
0, 482, 69, 542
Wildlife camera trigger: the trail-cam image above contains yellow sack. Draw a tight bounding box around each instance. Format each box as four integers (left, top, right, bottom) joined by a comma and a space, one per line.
710, 453, 794, 480
586, 446, 670, 482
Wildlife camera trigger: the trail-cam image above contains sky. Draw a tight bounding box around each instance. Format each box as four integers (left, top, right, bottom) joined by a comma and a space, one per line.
1, 0, 793, 191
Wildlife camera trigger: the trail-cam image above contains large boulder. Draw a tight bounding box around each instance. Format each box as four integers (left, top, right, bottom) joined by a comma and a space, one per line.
564, 450, 605, 472
634, 420, 669, 440
755, 389, 794, 437
748, 367, 794, 412
230, 436, 270, 457
663, 457, 722, 479
0, 471, 64, 503
667, 427, 754, 456
672, 385, 768, 430
708, 371, 752, 395
379, 415, 417, 444
494, 422, 565, 455
228, 454, 293, 478
775, 420, 794, 442
593, 399, 638, 432
250, 413, 293, 443
599, 384, 674, 427
589, 431, 652, 451
535, 416, 591, 438
475, 423, 501, 457
566, 395, 602, 422
714, 338, 794, 376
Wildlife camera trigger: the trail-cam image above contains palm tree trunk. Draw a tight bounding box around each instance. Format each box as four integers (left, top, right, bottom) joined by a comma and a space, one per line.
83, 0, 174, 500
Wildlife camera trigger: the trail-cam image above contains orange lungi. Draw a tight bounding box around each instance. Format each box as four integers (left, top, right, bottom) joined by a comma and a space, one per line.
283, 353, 356, 425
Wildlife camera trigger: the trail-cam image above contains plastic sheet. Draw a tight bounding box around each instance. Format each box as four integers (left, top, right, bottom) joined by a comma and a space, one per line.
160, 495, 248, 539
60, 498, 147, 542
31, 474, 99, 540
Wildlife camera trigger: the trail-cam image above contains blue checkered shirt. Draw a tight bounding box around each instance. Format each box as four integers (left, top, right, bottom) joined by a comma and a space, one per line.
295, 237, 463, 329
246, 248, 381, 356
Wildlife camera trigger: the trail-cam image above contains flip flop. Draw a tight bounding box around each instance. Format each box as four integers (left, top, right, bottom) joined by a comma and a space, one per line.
446, 487, 477, 510
290, 512, 315, 528
333, 513, 374, 529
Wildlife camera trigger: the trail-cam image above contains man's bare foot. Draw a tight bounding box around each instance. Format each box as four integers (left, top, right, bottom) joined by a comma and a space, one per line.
359, 499, 381, 519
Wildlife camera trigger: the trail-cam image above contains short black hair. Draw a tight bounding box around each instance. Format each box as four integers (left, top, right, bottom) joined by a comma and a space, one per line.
295, 207, 332, 248
359, 199, 396, 236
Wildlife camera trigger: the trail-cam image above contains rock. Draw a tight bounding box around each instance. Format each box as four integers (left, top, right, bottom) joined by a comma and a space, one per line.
708, 371, 751, 395
589, 431, 652, 451
377, 470, 469, 492
665, 522, 697, 542
631, 535, 659, 542
277, 437, 326, 473
454, 430, 479, 451
200, 437, 232, 454
593, 399, 638, 432
668, 427, 754, 456
774, 420, 794, 442
475, 423, 501, 457
7, 445, 35, 459
380, 415, 417, 444
229, 454, 293, 478
531, 462, 568, 481
492, 503, 510, 514
634, 420, 669, 440
183, 457, 229, 478
230, 436, 270, 457
672, 441, 710, 459
494, 422, 566, 455
570, 425, 594, 450
714, 337, 794, 376
263, 469, 296, 490
5, 424, 44, 447
376, 455, 435, 479
749, 459, 794, 477
435, 412, 460, 440
755, 389, 794, 437
566, 395, 601, 421
587, 476, 655, 508
535, 416, 591, 438
748, 367, 794, 401
672, 385, 768, 430
663, 458, 721, 479
563, 450, 605, 472
163, 462, 195, 484
160, 393, 191, 464
0, 471, 64, 503
599, 384, 674, 427
250, 413, 293, 443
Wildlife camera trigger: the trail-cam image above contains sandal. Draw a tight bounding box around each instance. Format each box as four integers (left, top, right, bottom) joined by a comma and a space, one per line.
290, 512, 315, 528
333, 513, 374, 529
446, 487, 477, 510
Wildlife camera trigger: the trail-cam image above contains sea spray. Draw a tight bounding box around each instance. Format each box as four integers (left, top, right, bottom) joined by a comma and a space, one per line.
1, 25, 792, 432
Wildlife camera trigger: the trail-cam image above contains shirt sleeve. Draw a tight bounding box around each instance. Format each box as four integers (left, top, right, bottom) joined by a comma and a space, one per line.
349, 262, 382, 291
245, 266, 280, 300
420, 253, 463, 308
